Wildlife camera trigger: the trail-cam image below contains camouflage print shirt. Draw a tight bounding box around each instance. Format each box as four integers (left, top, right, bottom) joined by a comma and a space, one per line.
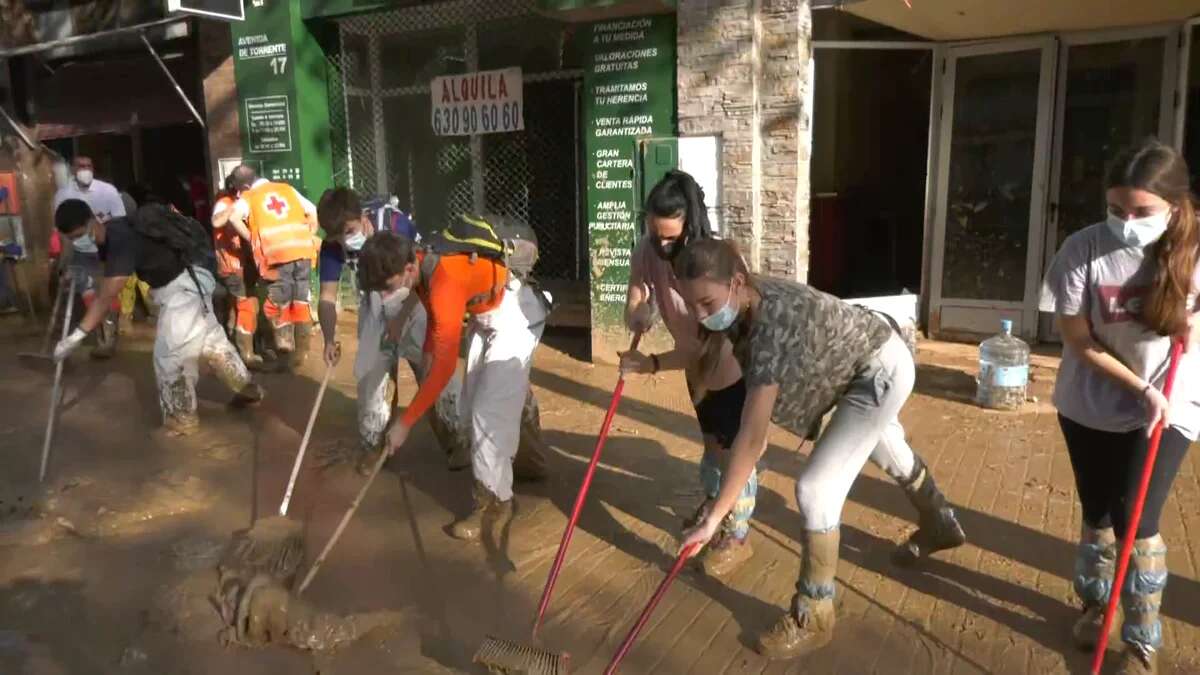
731, 276, 893, 439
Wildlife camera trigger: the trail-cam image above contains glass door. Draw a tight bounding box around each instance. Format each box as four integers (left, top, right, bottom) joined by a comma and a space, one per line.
1039, 28, 1177, 340
929, 38, 1057, 339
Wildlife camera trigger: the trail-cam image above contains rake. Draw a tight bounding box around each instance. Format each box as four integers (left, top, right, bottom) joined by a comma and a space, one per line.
474, 331, 643, 674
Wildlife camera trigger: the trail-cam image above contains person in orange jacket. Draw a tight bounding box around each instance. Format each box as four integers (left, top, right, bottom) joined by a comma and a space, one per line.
224, 165, 318, 368
211, 172, 263, 369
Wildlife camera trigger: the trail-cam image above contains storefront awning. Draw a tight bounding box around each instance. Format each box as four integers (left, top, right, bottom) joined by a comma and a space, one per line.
844, 0, 1197, 41
537, 0, 675, 22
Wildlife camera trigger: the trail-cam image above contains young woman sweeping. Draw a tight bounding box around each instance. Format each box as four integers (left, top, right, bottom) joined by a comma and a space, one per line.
1040, 139, 1199, 675
674, 238, 966, 659
619, 170, 761, 577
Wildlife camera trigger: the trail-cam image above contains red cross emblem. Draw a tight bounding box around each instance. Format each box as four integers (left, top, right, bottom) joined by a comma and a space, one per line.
265, 193, 289, 218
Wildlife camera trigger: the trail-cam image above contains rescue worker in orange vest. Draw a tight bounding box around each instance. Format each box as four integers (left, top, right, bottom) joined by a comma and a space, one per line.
210, 172, 263, 369
226, 165, 319, 367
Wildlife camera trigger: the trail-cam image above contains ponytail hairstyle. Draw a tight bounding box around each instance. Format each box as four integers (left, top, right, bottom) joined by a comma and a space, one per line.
672, 238, 755, 400
1106, 139, 1200, 336
644, 170, 713, 258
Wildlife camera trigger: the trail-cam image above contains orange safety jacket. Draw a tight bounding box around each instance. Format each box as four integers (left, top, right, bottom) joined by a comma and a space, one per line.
243, 182, 314, 268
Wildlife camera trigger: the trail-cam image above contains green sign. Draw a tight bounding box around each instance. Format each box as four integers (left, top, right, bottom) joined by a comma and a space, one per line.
230, 0, 332, 198
582, 15, 676, 361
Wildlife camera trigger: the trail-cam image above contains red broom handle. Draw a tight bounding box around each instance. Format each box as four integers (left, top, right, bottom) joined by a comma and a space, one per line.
605, 542, 700, 674
1091, 339, 1185, 674
533, 332, 642, 638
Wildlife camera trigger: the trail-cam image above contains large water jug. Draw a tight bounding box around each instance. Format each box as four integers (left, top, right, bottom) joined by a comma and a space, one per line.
976, 319, 1030, 410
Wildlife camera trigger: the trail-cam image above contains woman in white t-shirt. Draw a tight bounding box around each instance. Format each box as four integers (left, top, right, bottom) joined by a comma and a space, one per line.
1041, 139, 1199, 675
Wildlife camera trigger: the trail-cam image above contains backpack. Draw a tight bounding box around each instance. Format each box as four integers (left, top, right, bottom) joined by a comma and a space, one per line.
362, 195, 418, 242
132, 203, 217, 310
419, 213, 549, 313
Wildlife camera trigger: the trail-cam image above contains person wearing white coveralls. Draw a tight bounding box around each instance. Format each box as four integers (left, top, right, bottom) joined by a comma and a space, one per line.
52, 199, 264, 435
357, 230, 549, 541
314, 188, 551, 480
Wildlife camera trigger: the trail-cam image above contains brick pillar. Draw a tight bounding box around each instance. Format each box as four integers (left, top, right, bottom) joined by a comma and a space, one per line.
676, 0, 812, 281
198, 19, 240, 187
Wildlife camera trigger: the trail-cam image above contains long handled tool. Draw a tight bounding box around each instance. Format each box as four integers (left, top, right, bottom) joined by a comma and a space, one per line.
223, 355, 338, 586
473, 331, 643, 674
533, 330, 643, 635
297, 430, 389, 595
1090, 339, 1185, 674
605, 543, 700, 674
38, 276, 75, 483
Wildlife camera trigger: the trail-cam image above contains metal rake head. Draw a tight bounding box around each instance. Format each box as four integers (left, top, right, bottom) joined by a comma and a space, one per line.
473, 635, 570, 675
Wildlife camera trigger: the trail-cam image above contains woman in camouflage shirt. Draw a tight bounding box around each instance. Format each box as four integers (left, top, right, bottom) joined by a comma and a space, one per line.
674, 238, 966, 660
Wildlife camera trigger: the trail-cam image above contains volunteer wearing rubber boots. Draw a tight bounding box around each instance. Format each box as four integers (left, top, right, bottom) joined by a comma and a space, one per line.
52, 199, 264, 435
211, 174, 263, 370
358, 229, 550, 541
619, 170, 760, 578
316, 189, 551, 481
227, 164, 318, 368
1040, 139, 1200, 675
52, 155, 125, 358
674, 238, 966, 660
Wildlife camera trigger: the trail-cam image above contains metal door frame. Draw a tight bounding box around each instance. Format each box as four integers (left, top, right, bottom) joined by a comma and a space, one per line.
1177, 17, 1200, 152
1037, 24, 1181, 340
928, 36, 1058, 339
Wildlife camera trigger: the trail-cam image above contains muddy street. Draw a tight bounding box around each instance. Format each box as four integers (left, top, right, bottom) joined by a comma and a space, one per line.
1, 318, 1199, 674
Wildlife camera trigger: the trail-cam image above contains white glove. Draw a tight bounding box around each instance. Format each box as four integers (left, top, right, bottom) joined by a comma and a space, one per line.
53, 328, 88, 362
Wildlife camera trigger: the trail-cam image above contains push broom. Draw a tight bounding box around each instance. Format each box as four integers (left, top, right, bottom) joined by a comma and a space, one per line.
474, 331, 644, 674
605, 542, 700, 673
1090, 339, 1184, 674
223, 348, 338, 586
37, 276, 75, 482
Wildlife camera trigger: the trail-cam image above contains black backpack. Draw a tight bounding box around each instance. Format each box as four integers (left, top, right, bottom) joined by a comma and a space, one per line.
132, 203, 218, 311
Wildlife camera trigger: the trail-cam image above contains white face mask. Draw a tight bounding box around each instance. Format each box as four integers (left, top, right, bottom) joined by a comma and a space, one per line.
72, 226, 98, 254
700, 283, 739, 332
380, 286, 410, 319
344, 231, 367, 252
75, 169, 94, 188
1106, 211, 1170, 248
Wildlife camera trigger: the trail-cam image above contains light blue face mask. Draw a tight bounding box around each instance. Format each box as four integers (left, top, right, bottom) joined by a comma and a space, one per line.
344, 231, 367, 252
700, 283, 739, 332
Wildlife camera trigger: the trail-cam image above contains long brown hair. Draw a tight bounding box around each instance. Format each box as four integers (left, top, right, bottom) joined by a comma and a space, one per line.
1106, 139, 1200, 335
672, 239, 755, 399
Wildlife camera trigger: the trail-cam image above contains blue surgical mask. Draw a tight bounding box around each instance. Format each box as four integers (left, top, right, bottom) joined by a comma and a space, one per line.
1106, 211, 1170, 248
700, 284, 739, 332
344, 231, 367, 252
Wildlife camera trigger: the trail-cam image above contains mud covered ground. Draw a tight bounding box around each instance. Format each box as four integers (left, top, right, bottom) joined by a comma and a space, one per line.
1, 315, 1199, 674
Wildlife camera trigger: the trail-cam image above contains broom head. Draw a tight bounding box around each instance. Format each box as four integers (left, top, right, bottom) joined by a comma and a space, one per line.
219, 516, 306, 587
474, 635, 569, 674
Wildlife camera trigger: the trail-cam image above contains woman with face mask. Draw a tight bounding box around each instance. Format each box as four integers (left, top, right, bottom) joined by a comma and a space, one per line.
1040, 139, 1199, 675
673, 238, 966, 661
620, 170, 762, 578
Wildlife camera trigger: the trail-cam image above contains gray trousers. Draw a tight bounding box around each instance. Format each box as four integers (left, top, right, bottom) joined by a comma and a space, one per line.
796, 332, 917, 531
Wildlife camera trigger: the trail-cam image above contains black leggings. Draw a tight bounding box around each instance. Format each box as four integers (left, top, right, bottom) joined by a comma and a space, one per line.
1058, 415, 1191, 539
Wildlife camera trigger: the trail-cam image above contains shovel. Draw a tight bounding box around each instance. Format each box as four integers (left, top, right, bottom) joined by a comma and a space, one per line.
38, 276, 76, 482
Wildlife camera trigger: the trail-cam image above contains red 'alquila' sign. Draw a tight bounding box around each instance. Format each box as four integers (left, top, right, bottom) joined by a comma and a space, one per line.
431, 67, 524, 136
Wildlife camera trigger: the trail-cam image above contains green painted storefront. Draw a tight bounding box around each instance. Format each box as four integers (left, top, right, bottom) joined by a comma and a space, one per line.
229, 0, 678, 361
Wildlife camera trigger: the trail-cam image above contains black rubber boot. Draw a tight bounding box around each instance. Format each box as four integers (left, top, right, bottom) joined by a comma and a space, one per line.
892, 457, 966, 567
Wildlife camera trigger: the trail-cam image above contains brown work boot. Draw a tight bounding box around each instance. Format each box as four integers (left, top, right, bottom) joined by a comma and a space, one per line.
230, 382, 265, 409
91, 316, 118, 359
1073, 604, 1119, 651
756, 528, 839, 660
1115, 644, 1158, 675
449, 481, 510, 541
235, 332, 264, 370
275, 324, 295, 354
892, 457, 966, 567
513, 392, 550, 482
699, 535, 754, 578
290, 323, 312, 368
163, 413, 200, 437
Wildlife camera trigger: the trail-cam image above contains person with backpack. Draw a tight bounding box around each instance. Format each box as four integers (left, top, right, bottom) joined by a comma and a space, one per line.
673, 238, 966, 661
356, 219, 551, 541
52, 199, 264, 435
619, 170, 761, 578
225, 164, 319, 368
315, 188, 550, 481
211, 173, 263, 369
